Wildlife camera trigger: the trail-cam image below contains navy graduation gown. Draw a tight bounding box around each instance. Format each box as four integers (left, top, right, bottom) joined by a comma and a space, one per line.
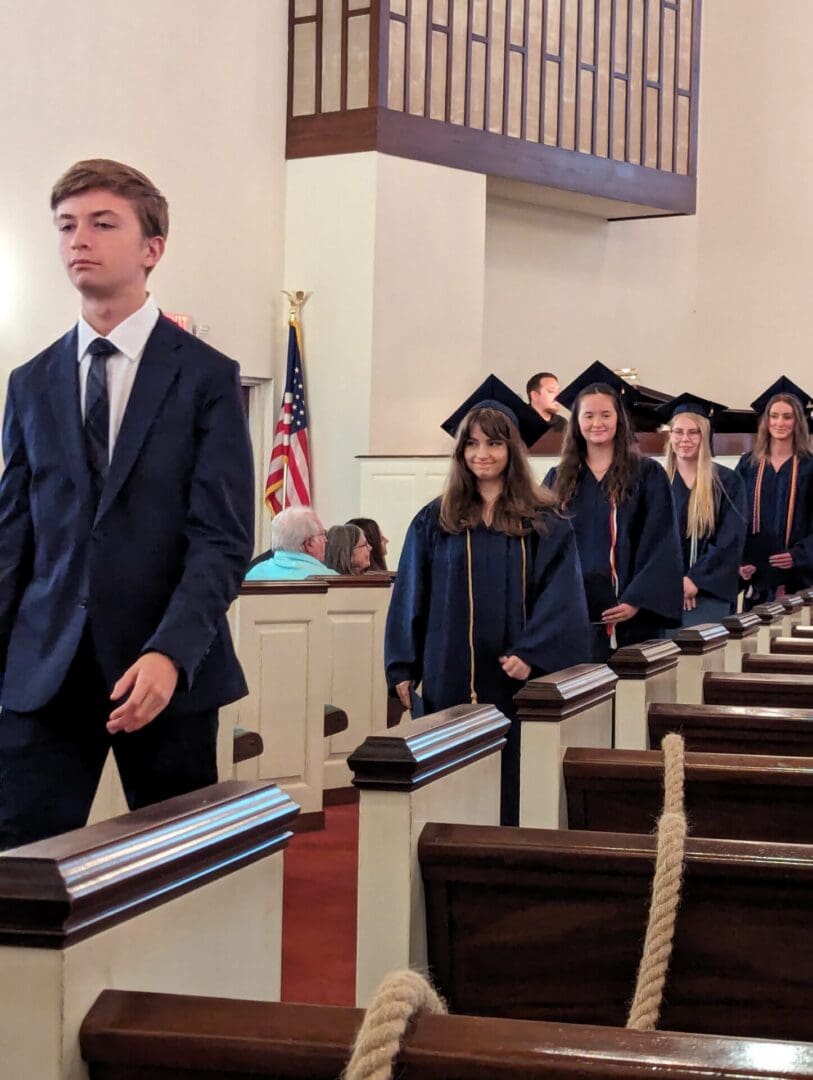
544, 456, 683, 659
735, 453, 813, 599
671, 465, 747, 607
385, 500, 591, 825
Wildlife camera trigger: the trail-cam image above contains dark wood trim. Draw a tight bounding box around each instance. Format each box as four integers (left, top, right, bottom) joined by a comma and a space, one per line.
287, 106, 698, 215
290, 809, 325, 833
320, 573, 393, 588
743, 654, 813, 676
0, 782, 299, 949
348, 704, 509, 790
81, 989, 813, 1080
608, 638, 680, 679
514, 663, 617, 722
565, 745, 813, 788
779, 595, 805, 613
794, 626, 813, 639
722, 611, 760, 639
673, 622, 729, 655
232, 727, 263, 764
239, 581, 328, 595
649, 701, 813, 756
704, 671, 813, 709
772, 637, 813, 655
751, 601, 785, 625
323, 785, 360, 806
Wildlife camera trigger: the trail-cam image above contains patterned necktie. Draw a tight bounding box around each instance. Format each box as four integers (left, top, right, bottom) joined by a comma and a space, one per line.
85, 337, 116, 499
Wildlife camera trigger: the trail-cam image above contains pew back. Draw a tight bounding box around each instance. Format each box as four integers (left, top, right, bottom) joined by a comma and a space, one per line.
564, 746, 813, 842
649, 702, 813, 755
420, 824, 813, 1040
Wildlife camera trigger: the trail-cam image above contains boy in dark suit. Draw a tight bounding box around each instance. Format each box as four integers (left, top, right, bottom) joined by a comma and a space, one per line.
0, 160, 255, 849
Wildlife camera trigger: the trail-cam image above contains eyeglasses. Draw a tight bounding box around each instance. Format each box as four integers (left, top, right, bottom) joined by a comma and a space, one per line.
671, 428, 702, 439
354, 539, 371, 550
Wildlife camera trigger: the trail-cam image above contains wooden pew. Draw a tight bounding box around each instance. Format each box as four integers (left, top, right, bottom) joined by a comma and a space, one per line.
743, 653, 813, 679
704, 670, 813, 709
348, 704, 509, 1006
779, 594, 805, 634
722, 611, 761, 671
80, 989, 813, 1079
608, 640, 679, 750
563, 746, 813, 842
751, 601, 785, 653
420, 824, 813, 1041
800, 588, 813, 627
772, 637, 813, 655
673, 624, 728, 703
0, 781, 298, 1080
515, 664, 616, 828
649, 702, 813, 755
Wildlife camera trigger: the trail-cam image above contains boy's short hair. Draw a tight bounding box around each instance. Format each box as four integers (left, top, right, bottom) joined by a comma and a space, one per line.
526, 371, 558, 399
51, 159, 169, 239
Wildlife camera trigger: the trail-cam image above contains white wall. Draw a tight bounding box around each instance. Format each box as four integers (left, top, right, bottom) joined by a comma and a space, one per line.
0, 0, 288, 386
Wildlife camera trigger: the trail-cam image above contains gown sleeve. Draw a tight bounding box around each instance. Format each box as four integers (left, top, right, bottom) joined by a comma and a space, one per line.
619, 458, 684, 623
788, 458, 813, 578
508, 516, 592, 673
686, 466, 748, 601
384, 503, 434, 689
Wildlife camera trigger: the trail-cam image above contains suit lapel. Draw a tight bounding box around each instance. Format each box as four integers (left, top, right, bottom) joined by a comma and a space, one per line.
96, 316, 182, 521
47, 328, 94, 506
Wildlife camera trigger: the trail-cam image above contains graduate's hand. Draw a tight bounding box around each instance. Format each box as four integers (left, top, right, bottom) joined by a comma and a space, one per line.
739, 564, 757, 581
769, 551, 794, 569
683, 576, 698, 611
108, 652, 179, 734
500, 655, 531, 681
395, 680, 414, 709
601, 603, 638, 624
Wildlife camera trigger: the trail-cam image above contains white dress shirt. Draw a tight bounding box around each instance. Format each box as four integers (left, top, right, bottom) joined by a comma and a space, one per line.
76, 295, 161, 459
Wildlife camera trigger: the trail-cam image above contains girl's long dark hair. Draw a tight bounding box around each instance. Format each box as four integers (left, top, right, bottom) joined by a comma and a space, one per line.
347, 517, 388, 572
439, 406, 558, 536
552, 383, 640, 507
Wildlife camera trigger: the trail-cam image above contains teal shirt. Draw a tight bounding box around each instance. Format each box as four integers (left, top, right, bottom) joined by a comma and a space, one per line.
244, 550, 338, 581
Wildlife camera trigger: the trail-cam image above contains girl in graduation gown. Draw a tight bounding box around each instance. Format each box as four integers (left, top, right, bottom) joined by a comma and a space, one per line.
385, 401, 591, 827
736, 385, 813, 605
660, 396, 747, 628
544, 383, 683, 662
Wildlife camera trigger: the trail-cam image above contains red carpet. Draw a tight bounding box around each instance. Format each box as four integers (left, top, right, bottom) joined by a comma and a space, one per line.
281, 802, 359, 1005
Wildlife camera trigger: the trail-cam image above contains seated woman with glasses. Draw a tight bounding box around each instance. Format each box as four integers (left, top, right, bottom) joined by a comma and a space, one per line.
347, 517, 390, 572
657, 393, 747, 629
324, 523, 372, 575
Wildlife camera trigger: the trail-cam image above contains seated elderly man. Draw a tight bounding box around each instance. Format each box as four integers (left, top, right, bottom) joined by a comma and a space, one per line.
245, 507, 337, 581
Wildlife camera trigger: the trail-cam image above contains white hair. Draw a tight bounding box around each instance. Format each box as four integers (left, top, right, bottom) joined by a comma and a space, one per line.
270, 507, 322, 553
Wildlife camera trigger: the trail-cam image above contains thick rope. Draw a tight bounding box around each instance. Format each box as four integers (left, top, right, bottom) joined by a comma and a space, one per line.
626, 732, 687, 1031
343, 970, 447, 1080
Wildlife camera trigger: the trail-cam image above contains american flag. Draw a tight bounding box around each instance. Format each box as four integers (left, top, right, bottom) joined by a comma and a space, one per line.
265, 320, 311, 514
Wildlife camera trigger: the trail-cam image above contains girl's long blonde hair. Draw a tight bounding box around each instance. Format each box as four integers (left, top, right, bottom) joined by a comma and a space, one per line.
664, 411, 717, 539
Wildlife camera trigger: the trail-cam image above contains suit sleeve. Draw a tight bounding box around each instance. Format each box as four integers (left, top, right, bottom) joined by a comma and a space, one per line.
0, 375, 34, 678
384, 509, 432, 689
141, 359, 254, 687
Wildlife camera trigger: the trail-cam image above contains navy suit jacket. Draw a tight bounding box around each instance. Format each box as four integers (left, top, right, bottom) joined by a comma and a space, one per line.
0, 315, 255, 714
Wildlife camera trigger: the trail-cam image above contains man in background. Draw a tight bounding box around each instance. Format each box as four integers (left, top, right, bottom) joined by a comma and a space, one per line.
245, 507, 336, 580
527, 371, 566, 431
0, 159, 254, 849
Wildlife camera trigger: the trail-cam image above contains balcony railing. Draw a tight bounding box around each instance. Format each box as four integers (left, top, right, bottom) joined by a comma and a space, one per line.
287, 1, 701, 216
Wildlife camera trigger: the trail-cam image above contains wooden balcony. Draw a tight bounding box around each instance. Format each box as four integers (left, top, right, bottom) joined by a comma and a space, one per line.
287, 0, 702, 218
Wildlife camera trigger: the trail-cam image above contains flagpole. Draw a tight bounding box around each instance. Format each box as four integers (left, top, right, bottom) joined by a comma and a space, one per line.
280, 290, 309, 512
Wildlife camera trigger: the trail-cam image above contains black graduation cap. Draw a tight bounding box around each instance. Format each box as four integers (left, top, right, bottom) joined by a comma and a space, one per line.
440, 374, 549, 448
556, 362, 669, 433
556, 361, 655, 412
750, 376, 813, 418
653, 392, 728, 425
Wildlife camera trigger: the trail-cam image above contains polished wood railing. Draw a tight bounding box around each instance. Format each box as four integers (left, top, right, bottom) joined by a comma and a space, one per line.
288, 0, 702, 215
